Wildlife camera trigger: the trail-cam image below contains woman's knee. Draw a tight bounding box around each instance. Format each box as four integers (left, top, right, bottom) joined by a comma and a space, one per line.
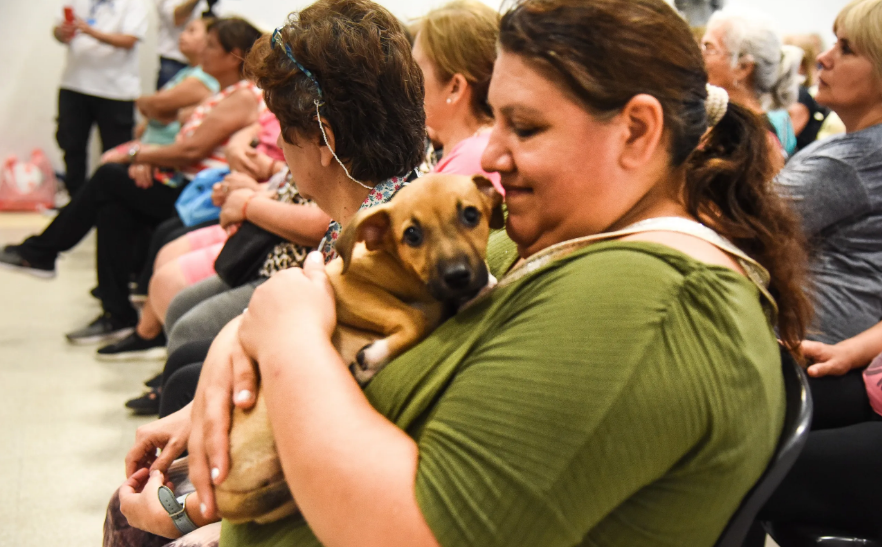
154, 235, 194, 270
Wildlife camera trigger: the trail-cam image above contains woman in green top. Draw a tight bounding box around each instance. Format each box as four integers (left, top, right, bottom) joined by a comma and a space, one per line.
118, 0, 813, 545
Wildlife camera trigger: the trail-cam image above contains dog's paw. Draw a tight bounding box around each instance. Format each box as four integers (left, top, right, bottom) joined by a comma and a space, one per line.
351, 340, 391, 385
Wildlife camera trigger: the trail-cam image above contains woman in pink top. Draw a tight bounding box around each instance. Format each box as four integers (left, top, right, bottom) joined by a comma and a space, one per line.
411, 0, 503, 193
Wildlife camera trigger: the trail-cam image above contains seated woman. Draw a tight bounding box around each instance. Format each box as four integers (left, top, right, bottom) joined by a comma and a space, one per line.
749, 0, 882, 538
122, 17, 219, 150
702, 7, 804, 162
108, 0, 811, 545
411, 0, 502, 191
0, 17, 264, 344
121, 0, 506, 416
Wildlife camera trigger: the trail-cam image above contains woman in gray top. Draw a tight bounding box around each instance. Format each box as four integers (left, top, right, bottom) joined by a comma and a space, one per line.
757, 0, 882, 540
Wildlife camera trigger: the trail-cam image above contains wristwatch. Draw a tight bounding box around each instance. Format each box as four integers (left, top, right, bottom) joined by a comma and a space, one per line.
157, 485, 198, 535
127, 143, 141, 162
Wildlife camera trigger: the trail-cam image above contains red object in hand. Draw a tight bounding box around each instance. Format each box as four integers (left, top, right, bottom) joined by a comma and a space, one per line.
63, 6, 75, 23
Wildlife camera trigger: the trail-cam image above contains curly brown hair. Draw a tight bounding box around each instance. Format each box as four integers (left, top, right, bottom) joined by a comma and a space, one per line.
244, 0, 426, 184
500, 0, 812, 352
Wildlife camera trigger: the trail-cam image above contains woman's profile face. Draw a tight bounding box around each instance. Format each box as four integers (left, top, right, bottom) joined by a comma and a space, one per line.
179, 19, 208, 59
412, 34, 449, 140
481, 50, 638, 257
201, 30, 239, 78
815, 30, 882, 116
702, 24, 738, 92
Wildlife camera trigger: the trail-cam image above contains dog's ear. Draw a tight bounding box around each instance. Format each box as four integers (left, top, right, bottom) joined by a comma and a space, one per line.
336, 206, 392, 273
472, 175, 505, 229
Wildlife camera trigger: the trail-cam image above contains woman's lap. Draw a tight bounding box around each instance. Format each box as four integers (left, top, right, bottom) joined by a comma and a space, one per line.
166, 278, 264, 353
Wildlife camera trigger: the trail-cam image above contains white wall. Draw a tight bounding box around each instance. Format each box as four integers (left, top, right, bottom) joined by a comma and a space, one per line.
0, 0, 849, 176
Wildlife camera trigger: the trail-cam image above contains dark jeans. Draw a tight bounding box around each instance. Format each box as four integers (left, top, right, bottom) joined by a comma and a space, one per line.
156, 57, 188, 90
56, 89, 134, 196
158, 339, 212, 418
751, 370, 882, 539
19, 163, 181, 324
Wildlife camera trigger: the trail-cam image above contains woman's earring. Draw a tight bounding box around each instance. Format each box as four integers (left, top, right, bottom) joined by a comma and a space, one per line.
446, 98, 452, 104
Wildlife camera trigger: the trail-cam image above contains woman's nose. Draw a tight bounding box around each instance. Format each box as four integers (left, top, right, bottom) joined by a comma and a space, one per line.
481, 128, 513, 174
817, 47, 834, 70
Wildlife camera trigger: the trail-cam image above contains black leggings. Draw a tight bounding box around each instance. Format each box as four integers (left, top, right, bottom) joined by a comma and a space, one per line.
157, 339, 212, 418
755, 370, 882, 537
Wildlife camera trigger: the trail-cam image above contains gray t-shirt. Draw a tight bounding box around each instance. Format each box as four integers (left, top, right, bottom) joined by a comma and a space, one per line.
776, 124, 882, 344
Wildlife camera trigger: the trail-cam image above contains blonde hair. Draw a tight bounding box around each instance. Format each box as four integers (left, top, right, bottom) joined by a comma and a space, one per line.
835, 0, 882, 79
413, 0, 499, 119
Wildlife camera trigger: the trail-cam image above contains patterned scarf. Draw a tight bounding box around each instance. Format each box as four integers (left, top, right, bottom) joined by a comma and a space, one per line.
319, 175, 408, 263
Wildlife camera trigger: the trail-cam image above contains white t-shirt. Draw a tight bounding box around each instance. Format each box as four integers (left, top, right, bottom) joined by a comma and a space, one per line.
59, 0, 149, 100
154, 0, 208, 63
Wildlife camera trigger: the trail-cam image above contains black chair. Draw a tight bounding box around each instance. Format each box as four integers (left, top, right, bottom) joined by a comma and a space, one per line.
765, 522, 882, 547
713, 348, 813, 547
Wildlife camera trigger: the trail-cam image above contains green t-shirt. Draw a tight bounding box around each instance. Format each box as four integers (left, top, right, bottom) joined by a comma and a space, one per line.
221, 238, 784, 547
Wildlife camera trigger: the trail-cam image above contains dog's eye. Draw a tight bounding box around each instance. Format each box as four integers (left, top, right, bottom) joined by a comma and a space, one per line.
460, 206, 481, 228
403, 226, 423, 247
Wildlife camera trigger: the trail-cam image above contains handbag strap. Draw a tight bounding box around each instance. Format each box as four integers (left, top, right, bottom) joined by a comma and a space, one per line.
497, 217, 775, 310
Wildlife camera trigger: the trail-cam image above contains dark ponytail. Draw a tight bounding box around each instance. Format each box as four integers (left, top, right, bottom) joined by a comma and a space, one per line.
685, 103, 811, 352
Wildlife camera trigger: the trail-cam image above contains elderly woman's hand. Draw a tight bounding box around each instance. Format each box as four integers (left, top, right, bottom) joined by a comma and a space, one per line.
239, 252, 337, 364
125, 407, 192, 478
118, 469, 181, 539
212, 172, 260, 207
218, 188, 256, 229
188, 316, 259, 521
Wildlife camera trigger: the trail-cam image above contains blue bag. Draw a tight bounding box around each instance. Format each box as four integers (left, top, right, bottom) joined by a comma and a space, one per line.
175, 167, 229, 227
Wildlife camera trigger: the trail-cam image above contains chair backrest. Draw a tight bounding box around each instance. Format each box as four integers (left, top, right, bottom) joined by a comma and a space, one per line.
713, 347, 814, 547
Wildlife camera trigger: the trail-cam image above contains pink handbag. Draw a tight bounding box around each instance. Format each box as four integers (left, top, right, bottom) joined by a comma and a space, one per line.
0, 150, 57, 211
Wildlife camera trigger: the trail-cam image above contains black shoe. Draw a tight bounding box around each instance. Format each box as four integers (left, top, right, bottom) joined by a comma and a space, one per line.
90, 286, 101, 300
144, 373, 163, 388
65, 313, 135, 345
0, 246, 56, 279
125, 388, 161, 416
96, 331, 167, 361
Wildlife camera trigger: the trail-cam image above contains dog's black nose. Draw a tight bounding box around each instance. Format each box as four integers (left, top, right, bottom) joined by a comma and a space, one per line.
442, 264, 472, 290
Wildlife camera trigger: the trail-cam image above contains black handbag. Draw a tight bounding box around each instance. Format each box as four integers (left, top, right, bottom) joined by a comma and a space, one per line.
213, 221, 283, 287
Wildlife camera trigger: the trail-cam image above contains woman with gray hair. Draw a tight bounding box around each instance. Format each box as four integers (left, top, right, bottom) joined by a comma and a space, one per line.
702, 8, 804, 158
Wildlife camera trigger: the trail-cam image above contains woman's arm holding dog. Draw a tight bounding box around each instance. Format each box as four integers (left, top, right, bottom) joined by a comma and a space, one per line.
227, 253, 440, 547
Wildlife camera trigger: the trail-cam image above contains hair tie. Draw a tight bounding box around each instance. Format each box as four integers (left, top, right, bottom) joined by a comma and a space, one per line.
705, 84, 729, 127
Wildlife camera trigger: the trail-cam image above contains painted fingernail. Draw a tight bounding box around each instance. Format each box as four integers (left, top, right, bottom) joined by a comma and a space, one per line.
235, 390, 252, 403
211, 467, 220, 481
200, 503, 208, 517
307, 251, 324, 265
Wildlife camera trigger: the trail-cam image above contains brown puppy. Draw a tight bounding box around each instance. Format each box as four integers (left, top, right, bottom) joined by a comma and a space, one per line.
214, 173, 504, 524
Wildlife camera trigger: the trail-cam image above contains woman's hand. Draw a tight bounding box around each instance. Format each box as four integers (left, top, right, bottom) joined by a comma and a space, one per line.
219, 188, 256, 228
188, 316, 259, 520
239, 252, 337, 364
212, 172, 260, 207
118, 469, 182, 539
126, 406, 193, 478
801, 339, 866, 378
129, 163, 155, 189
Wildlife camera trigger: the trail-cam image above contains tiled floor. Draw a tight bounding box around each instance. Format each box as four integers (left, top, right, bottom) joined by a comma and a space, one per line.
0, 212, 781, 547
0, 212, 161, 546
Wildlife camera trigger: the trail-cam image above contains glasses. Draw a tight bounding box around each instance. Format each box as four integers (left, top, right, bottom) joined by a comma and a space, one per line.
701, 42, 728, 57
271, 27, 324, 101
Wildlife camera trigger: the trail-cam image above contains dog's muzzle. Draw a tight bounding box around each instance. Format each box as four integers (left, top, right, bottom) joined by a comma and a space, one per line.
430, 258, 489, 302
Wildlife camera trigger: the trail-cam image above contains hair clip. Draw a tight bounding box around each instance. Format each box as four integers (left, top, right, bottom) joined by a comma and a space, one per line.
272, 27, 323, 101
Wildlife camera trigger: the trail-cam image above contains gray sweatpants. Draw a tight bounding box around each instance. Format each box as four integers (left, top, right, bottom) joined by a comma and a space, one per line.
165, 275, 266, 354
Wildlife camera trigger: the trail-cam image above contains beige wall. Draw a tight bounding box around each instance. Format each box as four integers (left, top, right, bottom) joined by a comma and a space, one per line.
0, 0, 848, 178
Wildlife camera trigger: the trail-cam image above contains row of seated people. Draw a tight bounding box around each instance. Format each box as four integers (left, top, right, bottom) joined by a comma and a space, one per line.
1, 0, 881, 544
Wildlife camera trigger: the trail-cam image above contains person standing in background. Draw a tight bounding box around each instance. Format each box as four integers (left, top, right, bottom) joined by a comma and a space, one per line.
53, 0, 148, 196
154, 0, 220, 89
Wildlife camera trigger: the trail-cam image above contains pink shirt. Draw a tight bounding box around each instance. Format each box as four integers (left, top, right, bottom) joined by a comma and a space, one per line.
864, 353, 882, 417
433, 132, 504, 195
